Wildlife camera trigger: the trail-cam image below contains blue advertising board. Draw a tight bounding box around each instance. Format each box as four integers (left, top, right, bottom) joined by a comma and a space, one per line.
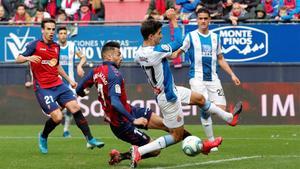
1, 23, 299, 63
0, 25, 172, 63
184, 23, 300, 62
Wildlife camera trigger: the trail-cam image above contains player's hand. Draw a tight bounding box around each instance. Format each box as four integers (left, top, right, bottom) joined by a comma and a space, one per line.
24, 81, 33, 88
166, 8, 176, 20
171, 49, 181, 59
133, 117, 148, 127
70, 80, 78, 89
77, 66, 85, 77
27, 55, 41, 63
231, 74, 240, 86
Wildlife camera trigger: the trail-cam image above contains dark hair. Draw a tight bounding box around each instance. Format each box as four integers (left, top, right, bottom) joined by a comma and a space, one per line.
57, 9, 67, 16
41, 18, 56, 29
101, 41, 120, 58
17, 3, 26, 9
57, 26, 67, 33
36, 7, 44, 12
140, 19, 162, 40
196, 8, 210, 17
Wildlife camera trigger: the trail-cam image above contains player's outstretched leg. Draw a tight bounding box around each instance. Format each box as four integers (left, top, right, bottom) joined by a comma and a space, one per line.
38, 132, 48, 154
201, 136, 223, 155
109, 149, 122, 165
71, 110, 105, 149
227, 101, 243, 126
130, 145, 141, 169
63, 109, 72, 138
86, 138, 105, 149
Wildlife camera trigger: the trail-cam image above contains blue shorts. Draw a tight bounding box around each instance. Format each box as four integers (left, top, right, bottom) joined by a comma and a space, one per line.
35, 83, 76, 114
110, 106, 152, 146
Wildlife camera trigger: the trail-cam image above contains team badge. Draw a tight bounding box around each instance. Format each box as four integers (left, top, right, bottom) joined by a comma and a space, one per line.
161, 44, 170, 51
177, 115, 182, 122
115, 84, 121, 94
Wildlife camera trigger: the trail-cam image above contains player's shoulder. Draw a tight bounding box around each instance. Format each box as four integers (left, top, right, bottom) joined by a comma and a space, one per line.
210, 31, 219, 37
154, 44, 171, 53
26, 39, 41, 48
52, 41, 60, 47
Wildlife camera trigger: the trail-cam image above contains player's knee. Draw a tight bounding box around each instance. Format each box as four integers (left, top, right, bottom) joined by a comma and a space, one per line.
66, 101, 81, 113
197, 95, 206, 107
51, 111, 63, 123
191, 92, 206, 107
172, 132, 184, 143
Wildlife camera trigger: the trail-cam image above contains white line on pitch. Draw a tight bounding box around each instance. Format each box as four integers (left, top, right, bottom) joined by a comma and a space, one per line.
0, 136, 299, 141
145, 156, 261, 169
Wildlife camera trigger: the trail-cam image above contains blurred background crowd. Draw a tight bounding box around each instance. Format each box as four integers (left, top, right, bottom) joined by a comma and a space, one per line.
0, 0, 299, 26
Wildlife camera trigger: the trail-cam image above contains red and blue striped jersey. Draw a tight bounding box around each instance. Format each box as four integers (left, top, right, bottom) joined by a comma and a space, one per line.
77, 61, 132, 127
21, 39, 62, 90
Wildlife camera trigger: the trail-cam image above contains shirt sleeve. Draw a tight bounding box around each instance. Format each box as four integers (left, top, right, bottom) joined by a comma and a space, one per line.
217, 34, 223, 55
180, 33, 191, 52
21, 40, 38, 57
154, 27, 183, 59
76, 69, 94, 97
108, 68, 123, 97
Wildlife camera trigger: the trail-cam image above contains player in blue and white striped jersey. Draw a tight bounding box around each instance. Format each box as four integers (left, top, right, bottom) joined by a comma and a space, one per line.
57, 26, 86, 138
131, 9, 242, 168
174, 8, 241, 152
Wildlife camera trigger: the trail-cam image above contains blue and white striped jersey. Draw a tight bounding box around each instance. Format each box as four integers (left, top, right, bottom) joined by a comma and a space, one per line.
59, 41, 76, 84
181, 30, 222, 81
135, 28, 183, 102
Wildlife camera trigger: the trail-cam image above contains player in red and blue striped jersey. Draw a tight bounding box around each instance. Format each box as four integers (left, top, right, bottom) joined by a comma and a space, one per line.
76, 41, 170, 164
16, 18, 104, 154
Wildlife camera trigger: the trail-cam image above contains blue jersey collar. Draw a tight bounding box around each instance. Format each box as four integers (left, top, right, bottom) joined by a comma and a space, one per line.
103, 61, 118, 68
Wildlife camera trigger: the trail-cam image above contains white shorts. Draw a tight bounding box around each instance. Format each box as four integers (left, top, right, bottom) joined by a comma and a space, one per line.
189, 78, 226, 106
157, 86, 192, 128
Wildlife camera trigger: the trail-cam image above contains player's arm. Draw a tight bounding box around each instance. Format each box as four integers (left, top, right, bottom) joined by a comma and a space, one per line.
111, 96, 148, 126
16, 40, 41, 64
76, 70, 95, 97
172, 34, 191, 59
76, 51, 87, 77
58, 65, 77, 88
111, 95, 135, 122
165, 9, 183, 60
217, 53, 240, 86
109, 75, 147, 126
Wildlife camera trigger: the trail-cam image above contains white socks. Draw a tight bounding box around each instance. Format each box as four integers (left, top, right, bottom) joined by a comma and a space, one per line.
138, 135, 175, 156
206, 103, 233, 123
200, 116, 215, 141
63, 110, 73, 132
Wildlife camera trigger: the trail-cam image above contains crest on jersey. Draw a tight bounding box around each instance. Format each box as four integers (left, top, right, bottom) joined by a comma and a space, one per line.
211, 26, 268, 62
4, 28, 35, 62
161, 44, 170, 52
115, 84, 121, 94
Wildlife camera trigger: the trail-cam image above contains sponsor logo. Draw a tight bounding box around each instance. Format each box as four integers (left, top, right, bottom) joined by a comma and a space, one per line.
41, 58, 58, 67
211, 26, 268, 62
4, 29, 35, 62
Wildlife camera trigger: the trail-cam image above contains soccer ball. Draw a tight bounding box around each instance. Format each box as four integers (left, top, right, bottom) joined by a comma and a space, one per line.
182, 136, 202, 157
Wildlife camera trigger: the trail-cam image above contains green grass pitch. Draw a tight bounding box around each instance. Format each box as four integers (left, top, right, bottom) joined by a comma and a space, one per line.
0, 125, 299, 169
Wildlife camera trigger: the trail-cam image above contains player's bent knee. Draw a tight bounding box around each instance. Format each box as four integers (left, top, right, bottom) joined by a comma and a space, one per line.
190, 91, 206, 106
65, 100, 81, 113
171, 132, 184, 143
50, 109, 63, 123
